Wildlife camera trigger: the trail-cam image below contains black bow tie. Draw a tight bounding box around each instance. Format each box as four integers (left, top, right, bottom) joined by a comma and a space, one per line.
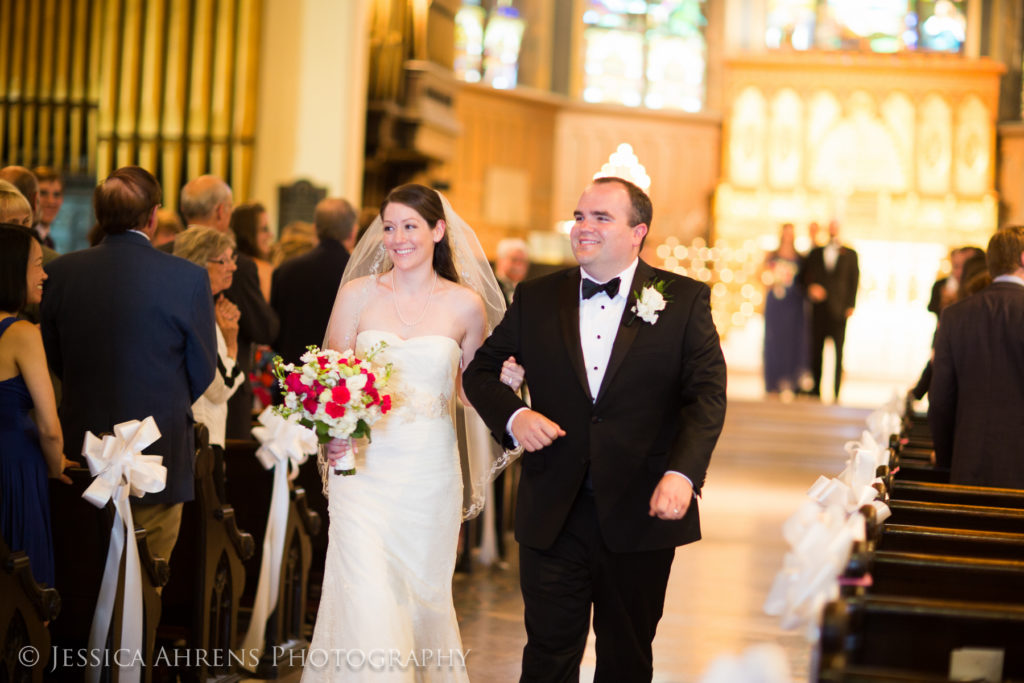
582, 277, 621, 300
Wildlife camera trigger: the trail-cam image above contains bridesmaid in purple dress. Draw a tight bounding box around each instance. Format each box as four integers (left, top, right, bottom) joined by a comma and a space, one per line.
0, 225, 72, 586
762, 222, 808, 398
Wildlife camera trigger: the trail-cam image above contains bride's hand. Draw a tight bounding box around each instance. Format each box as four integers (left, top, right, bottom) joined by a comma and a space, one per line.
500, 356, 525, 391
326, 437, 352, 466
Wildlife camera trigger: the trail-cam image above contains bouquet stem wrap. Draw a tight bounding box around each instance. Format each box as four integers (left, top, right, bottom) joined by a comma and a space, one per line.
80, 417, 167, 683
240, 408, 319, 657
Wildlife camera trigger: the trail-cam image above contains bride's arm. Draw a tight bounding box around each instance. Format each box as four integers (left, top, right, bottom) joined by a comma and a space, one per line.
456, 292, 488, 408
324, 277, 373, 353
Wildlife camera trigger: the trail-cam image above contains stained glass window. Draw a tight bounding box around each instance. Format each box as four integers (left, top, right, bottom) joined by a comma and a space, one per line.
764, 0, 966, 53
582, 0, 707, 112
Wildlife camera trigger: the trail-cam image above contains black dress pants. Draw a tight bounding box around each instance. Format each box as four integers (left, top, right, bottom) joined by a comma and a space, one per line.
810, 311, 848, 400
518, 489, 675, 683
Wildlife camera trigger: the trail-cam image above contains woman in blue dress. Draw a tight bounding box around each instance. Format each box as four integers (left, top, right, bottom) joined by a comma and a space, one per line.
0, 225, 71, 586
762, 222, 808, 397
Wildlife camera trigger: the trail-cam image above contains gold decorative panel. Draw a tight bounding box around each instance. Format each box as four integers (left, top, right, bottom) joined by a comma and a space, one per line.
0, 0, 261, 208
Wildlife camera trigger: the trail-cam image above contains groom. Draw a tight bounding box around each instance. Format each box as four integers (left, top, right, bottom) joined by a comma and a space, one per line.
464, 177, 727, 682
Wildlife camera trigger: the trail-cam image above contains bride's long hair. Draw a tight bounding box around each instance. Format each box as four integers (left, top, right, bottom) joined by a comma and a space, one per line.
380, 184, 459, 284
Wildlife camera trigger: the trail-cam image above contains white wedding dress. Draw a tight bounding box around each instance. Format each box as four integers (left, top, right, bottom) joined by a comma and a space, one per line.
302, 330, 469, 682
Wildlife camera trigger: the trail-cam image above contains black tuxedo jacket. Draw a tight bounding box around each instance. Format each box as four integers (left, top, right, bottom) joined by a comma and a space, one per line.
464, 260, 727, 552
802, 245, 859, 319
928, 281, 1024, 488
270, 239, 349, 365
40, 232, 218, 503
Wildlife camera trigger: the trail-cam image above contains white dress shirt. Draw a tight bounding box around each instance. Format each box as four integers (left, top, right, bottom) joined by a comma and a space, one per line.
192, 325, 243, 447
823, 241, 840, 271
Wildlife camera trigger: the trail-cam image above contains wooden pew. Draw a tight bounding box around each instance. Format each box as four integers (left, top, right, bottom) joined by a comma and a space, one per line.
875, 524, 1024, 561
223, 438, 321, 678
843, 546, 1024, 604
818, 595, 1024, 680
884, 499, 1024, 533
157, 425, 254, 680
0, 534, 60, 682
888, 480, 1024, 509
48, 466, 168, 682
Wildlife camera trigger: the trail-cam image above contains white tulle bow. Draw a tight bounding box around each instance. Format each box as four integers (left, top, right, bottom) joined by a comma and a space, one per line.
242, 407, 319, 657
80, 417, 167, 683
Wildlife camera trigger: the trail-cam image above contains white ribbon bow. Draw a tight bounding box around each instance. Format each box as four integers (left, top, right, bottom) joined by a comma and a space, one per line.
241, 408, 319, 657
80, 417, 166, 683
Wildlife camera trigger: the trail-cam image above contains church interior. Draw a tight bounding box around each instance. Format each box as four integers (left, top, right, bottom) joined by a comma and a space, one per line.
3, 0, 1024, 681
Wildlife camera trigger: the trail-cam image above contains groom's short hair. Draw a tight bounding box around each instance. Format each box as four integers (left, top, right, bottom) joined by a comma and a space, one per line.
593, 176, 652, 249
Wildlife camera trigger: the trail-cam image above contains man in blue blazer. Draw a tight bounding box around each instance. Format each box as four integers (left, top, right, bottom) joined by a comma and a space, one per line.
41, 166, 217, 563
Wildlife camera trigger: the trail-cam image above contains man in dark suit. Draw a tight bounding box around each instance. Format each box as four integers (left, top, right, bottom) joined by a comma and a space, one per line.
802, 219, 859, 400
929, 226, 1024, 488
494, 237, 530, 305
464, 177, 727, 682
40, 166, 217, 563
270, 197, 355, 366
180, 174, 278, 438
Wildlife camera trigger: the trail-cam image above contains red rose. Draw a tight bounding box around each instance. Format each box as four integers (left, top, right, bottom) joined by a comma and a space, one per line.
365, 387, 379, 405
326, 402, 346, 419
365, 371, 376, 385
317, 356, 329, 368
332, 385, 351, 405
381, 395, 392, 414
302, 397, 319, 414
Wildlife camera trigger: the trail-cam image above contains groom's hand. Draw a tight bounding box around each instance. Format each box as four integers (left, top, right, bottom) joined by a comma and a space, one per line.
649, 474, 694, 520
511, 410, 566, 452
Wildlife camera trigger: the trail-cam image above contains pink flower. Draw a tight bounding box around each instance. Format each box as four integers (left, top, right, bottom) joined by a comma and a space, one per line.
302, 397, 319, 414
381, 395, 392, 414
317, 356, 329, 368
285, 373, 305, 395
326, 402, 346, 419
332, 385, 351, 405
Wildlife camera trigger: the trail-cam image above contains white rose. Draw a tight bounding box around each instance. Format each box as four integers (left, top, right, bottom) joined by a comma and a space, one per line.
639, 287, 667, 312
346, 373, 368, 391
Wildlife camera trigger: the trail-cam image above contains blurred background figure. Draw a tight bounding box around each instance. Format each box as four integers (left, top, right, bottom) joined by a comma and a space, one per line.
356, 206, 378, 245
230, 202, 273, 301
270, 220, 317, 267
762, 223, 806, 401
493, 237, 530, 304
928, 246, 983, 314
32, 166, 63, 249
0, 186, 34, 228
152, 208, 184, 249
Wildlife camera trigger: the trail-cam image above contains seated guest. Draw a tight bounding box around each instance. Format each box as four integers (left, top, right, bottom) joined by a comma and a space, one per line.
929, 226, 1024, 488
230, 203, 273, 301
40, 166, 218, 567
174, 226, 244, 495
270, 197, 355, 366
0, 225, 73, 586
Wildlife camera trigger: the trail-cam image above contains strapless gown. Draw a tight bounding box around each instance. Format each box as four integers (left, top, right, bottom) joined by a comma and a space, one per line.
0, 316, 55, 586
303, 330, 468, 682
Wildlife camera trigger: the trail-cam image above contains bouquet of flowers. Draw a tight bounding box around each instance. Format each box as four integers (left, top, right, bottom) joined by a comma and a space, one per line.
272, 343, 394, 475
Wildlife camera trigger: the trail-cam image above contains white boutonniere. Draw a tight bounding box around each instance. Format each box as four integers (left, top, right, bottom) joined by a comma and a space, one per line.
630, 279, 672, 325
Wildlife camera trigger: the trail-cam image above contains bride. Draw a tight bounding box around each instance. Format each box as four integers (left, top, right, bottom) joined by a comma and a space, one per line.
302, 184, 519, 681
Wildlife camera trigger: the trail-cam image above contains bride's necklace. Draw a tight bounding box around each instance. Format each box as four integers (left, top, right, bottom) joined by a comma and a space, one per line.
392, 270, 437, 328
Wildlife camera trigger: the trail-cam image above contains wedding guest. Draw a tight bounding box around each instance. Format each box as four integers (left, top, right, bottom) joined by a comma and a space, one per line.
31, 166, 63, 249
174, 226, 244, 496
230, 203, 274, 301
270, 197, 355, 366
0, 166, 38, 220
802, 219, 859, 401
0, 187, 34, 228
0, 225, 72, 587
763, 223, 807, 399
929, 226, 1024, 488
40, 166, 217, 566
494, 238, 530, 305
181, 175, 278, 439
270, 220, 318, 267
152, 208, 184, 248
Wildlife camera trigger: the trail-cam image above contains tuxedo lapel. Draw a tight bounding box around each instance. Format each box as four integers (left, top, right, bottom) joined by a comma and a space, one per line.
594, 260, 652, 405
558, 269, 593, 403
